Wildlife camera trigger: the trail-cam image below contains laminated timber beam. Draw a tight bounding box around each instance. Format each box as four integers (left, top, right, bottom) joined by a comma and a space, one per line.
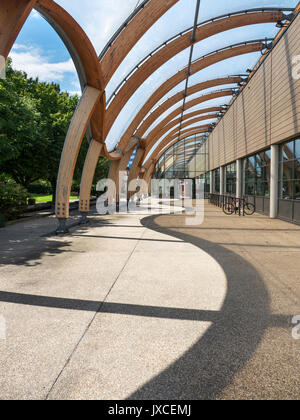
144, 126, 211, 170
138, 76, 242, 142
55, 86, 101, 226
144, 89, 234, 147
0, 0, 37, 59
122, 90, 233, 189
36, 0, 105, 143
116, 42, 264, 152
145, 114, 218, 157
107, 138, 144, 205
79, 139, 103, 215
104, 10, 284, 137
99, 0, 179, 87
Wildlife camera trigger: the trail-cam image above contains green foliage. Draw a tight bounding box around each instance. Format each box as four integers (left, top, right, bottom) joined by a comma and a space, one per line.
94, 157, 110, 184
0, 183, 29, 221
0, 213, 5, 228
28, 182, 52, 195
0, 58, 109, 205
0, 58, 78, 191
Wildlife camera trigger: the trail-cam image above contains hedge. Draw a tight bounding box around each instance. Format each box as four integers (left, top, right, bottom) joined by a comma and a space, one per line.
0, 183, 29, 221
28, 182, 52, 195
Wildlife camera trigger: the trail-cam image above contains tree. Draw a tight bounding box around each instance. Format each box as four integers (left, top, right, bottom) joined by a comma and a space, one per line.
73, 140, 110, 189
0, 60, 46, 186
0, 59, 78, 199
27, 76, 78, 200
0, 59, 110, 203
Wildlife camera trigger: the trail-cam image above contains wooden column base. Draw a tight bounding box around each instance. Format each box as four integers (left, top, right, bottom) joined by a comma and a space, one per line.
55, 218, 70, 235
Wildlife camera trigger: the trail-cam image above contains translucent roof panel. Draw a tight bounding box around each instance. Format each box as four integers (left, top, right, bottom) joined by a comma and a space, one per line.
39, 0, 298, 152
56, 0, 141, 53
106, 0, 197, 97
197, 0, 297, 23
105, 47, 191, 151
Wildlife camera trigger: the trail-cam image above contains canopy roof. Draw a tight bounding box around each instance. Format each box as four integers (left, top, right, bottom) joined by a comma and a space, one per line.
33, 0, 298, 164
2, 0, 299, 219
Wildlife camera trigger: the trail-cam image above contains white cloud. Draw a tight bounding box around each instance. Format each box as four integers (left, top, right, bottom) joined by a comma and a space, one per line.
31, 9, 42, 20
10, 44, 77, 82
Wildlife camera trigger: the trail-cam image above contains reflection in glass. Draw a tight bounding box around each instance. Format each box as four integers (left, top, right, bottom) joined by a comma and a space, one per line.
244, 149, 270, 197
153, 134, 209, 180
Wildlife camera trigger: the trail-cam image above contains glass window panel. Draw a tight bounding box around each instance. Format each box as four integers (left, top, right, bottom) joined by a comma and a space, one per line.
261, 166, 270, 182
245, 181, 256, 196
264, 149, 271, 160
281, 141, 295, 161
263, 182, 270, 197
279, 180, 294, 200
256, 166, 262, 177
295, 139, 300, 159
281, 161, 294, 180
256, 178, 265, 196
295, 160, 300, 180
247, 156, 256, 172
295, 180, 300, 200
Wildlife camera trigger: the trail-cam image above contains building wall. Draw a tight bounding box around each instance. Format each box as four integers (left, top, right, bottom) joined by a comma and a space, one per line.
208, 12, 300, 170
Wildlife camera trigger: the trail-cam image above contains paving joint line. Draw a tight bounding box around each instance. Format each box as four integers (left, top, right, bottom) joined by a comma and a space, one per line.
45, 221, 147, 400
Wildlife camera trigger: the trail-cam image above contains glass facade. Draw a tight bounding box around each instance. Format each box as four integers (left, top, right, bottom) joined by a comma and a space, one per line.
244, 150, 271, 197
224, 163, 236, 195
214, 168, 220, 193
279, 138, 300, 200
154, 134, 209, 180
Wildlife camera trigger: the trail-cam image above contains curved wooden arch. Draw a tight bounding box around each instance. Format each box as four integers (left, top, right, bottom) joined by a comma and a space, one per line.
107, 78, 237, 195
3, 1, 297, 227
144, 125, 211, 169
125, 89, 233, 189
133, 118, 212, 184
139, 76, 242, 141
145, 114, 217, 157
1, 0, 107, 224
113, 89, 229, 193
0, 0, 37, 59
116, 43, 263, 152
99, 0, 179, 87
142, 128, 210, 182
145, 88, 234, 142
158, 130, 209, 161
104, 11, 282, 136
36, 0, 105, 143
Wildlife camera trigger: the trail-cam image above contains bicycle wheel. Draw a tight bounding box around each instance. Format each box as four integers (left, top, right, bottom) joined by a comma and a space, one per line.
244, 202, 255, 215
223, 203, 235, 215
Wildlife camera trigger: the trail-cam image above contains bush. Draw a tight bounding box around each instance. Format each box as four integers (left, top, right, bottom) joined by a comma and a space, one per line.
0, 184, 29, 220
71, 183, 80, 195
28, 182, 52, 195
0, 213, 5, 228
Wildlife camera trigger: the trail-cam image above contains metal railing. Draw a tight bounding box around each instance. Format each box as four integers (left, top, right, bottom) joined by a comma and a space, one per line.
209, 193, 253, 217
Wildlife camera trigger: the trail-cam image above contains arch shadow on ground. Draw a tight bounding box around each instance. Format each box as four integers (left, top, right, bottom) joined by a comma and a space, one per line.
127, 213, 284, 399
0, 211, 293, 399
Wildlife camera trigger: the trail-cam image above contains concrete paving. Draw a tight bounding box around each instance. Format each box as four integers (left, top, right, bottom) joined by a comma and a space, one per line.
0, 200, 299, 400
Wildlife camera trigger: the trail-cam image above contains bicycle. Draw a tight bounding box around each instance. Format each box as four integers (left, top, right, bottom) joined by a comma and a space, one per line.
222, 197, 255, 216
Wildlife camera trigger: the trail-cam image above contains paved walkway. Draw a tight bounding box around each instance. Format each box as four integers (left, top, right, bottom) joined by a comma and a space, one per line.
0, 201, 299, 400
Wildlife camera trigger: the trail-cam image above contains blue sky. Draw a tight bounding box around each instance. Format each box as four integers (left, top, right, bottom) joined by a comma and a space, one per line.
12, 0, 298, 151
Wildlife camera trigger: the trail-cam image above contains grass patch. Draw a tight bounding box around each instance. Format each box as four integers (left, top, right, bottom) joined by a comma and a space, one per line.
31, 194, 78, 203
